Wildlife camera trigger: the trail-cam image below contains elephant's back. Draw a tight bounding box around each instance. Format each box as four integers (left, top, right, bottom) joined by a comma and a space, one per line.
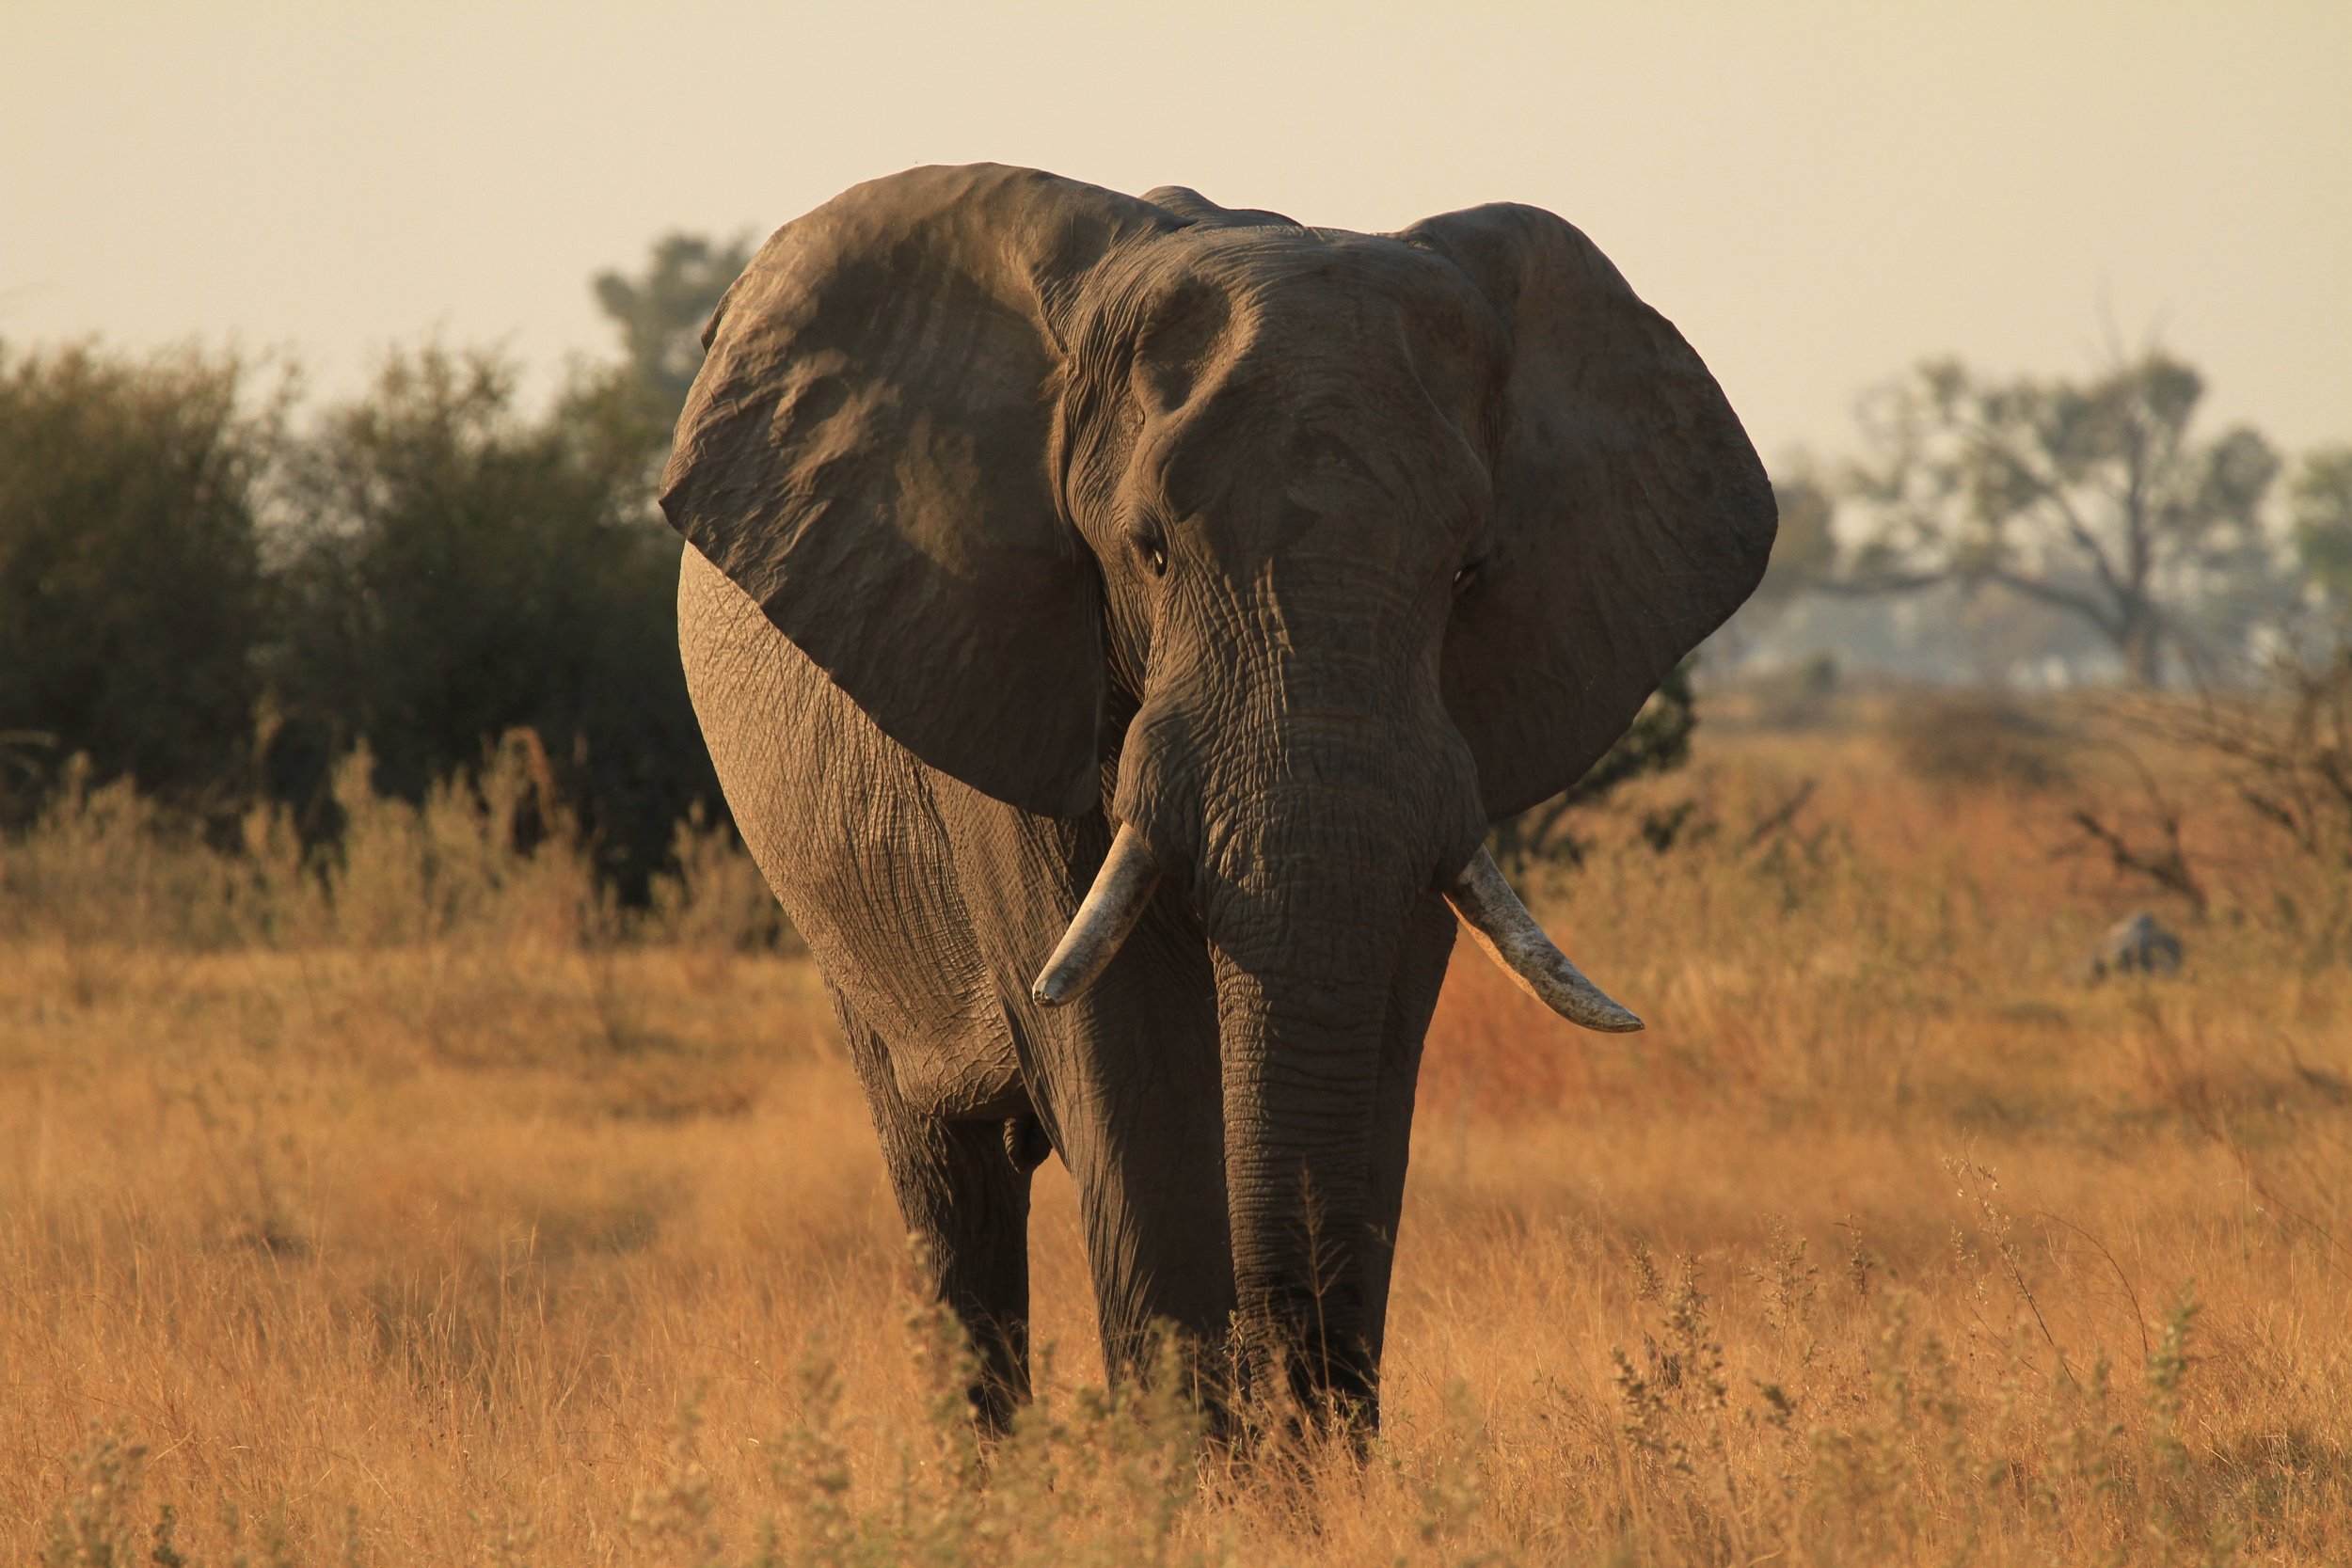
676, 544, 1019, 1112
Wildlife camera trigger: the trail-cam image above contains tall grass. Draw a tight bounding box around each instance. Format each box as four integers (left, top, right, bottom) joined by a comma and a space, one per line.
3, 715, 2346, 1563
0, 732, 781, 958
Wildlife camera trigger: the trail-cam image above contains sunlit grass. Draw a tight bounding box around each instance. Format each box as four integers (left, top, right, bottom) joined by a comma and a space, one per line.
5, 716, 2347, 1563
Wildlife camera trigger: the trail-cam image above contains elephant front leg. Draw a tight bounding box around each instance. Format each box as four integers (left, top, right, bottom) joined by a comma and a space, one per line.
890, 1113, 1038, 1433
834, 1003, 1037, 1433
1021, 969, 1239, 1415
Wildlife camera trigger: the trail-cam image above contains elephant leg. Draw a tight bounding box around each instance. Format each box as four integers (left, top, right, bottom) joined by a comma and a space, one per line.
1360, 894, 1458, 1380
923, 808, 1239, 1407
1055, 1083, 1236, 1399
832, 996, 1036, 1433
1017, 929, 1237, 1406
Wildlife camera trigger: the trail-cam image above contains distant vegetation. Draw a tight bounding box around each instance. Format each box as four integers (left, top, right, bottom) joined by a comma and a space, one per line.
4, 233, 2346, 896
1, 344, 269, 824
0, 233, 751, 895
1733, 351, 2350, 694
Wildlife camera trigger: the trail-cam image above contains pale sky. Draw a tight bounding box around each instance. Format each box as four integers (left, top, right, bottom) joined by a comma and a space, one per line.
7, 2, 2347, 467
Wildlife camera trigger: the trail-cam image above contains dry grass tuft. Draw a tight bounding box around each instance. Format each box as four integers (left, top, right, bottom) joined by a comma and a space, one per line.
4, 717, 2347, 1563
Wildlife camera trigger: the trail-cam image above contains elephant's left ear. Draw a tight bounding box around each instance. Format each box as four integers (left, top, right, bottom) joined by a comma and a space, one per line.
1398, 203, 1777, 820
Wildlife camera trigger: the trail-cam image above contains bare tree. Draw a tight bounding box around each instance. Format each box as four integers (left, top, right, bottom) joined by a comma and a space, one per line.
1840, 351, 2280, 685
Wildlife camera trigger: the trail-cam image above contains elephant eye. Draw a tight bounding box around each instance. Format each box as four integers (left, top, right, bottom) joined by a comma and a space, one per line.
1138, 535, 1168, 577
1453, 560, 1482, 594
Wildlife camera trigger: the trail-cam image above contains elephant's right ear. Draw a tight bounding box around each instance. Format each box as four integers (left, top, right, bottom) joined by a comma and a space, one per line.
661, 165, 1176, 818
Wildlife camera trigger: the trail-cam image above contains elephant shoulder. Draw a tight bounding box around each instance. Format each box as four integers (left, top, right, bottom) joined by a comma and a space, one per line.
677, 544, 1024, 1115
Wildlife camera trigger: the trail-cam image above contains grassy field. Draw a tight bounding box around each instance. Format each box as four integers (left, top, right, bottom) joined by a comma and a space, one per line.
4, 708, 2349, 1564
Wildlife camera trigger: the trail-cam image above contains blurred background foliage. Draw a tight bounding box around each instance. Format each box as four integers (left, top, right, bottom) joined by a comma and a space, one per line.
3, 231, 2348, 895
262, 346, 707, 892
1, 233, 746, 896
1, 345, 273, 826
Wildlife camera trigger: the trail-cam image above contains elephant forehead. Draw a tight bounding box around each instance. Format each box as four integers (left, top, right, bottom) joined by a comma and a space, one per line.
1146, 344, 1498, 540
1082, 227, 1497, 382
1088, 244, 1481, 476
1159, 222, 1476, 298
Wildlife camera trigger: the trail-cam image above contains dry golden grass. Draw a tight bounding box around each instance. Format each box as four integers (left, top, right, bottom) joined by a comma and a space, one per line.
5, 717, 2349, 1564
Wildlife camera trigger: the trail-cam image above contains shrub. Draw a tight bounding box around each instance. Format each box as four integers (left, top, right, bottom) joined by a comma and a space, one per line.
1891, 690, 2076, 792
0, 341, 273, 827
264, 347, 720, 895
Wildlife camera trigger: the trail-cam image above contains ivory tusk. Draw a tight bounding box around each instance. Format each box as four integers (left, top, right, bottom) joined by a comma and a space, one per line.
1032, 823, 1162, 1006
1443, 847, 1644, 1033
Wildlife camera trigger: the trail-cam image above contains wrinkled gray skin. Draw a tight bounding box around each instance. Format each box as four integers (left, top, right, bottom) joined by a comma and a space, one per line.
666, 165, 1775, 1433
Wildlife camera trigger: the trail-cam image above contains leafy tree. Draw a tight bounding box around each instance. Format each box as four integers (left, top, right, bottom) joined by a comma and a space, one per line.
0, 341, 273, 824
1841, 351, 2280, 685
2290, 446, 2352, 610
266, 346, 718, 893
562, 231, 754, 485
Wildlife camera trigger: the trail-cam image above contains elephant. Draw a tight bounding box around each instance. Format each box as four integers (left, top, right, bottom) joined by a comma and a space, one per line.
664, 164, 1774, 1434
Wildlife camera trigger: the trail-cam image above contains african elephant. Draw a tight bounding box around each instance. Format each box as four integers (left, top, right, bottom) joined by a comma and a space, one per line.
665, 164, 1773, 1433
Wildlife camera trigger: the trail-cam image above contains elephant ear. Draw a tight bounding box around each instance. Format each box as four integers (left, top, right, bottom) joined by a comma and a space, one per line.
1400, 203, 1777, 820
661, 164, 1175, 818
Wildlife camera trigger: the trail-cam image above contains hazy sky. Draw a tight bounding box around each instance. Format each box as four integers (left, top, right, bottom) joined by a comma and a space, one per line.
7, 2, 2347, 467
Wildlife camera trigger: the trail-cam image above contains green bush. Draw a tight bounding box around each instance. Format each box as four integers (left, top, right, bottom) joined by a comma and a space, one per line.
2, 236, 749, 898
263, 347, 719, 895
0, 341, 272, 826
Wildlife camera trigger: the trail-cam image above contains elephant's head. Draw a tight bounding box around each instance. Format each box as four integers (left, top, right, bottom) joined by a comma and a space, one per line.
662, 165, 1774, 1413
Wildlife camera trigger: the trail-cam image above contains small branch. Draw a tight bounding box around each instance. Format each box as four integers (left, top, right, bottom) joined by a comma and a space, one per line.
1743, 779, 1818, 850
1976, 565, 2122, 633
2034, 1207, 2153, 1365
1967, 428, 2129, 603
1807, 571, 1949, 597
2066, 805, 2208, 916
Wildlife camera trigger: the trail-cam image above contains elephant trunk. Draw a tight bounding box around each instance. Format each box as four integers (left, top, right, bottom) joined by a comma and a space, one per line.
1216, 961, 1387, 1418
1194, 788, 1445, 1425
1094, 576, 1489, 1426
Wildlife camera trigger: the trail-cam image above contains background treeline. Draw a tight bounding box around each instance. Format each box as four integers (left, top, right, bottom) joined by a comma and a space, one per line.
7, 230, 2349, 895
1728, 352, 2352, 693
0, 236, 750, 896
